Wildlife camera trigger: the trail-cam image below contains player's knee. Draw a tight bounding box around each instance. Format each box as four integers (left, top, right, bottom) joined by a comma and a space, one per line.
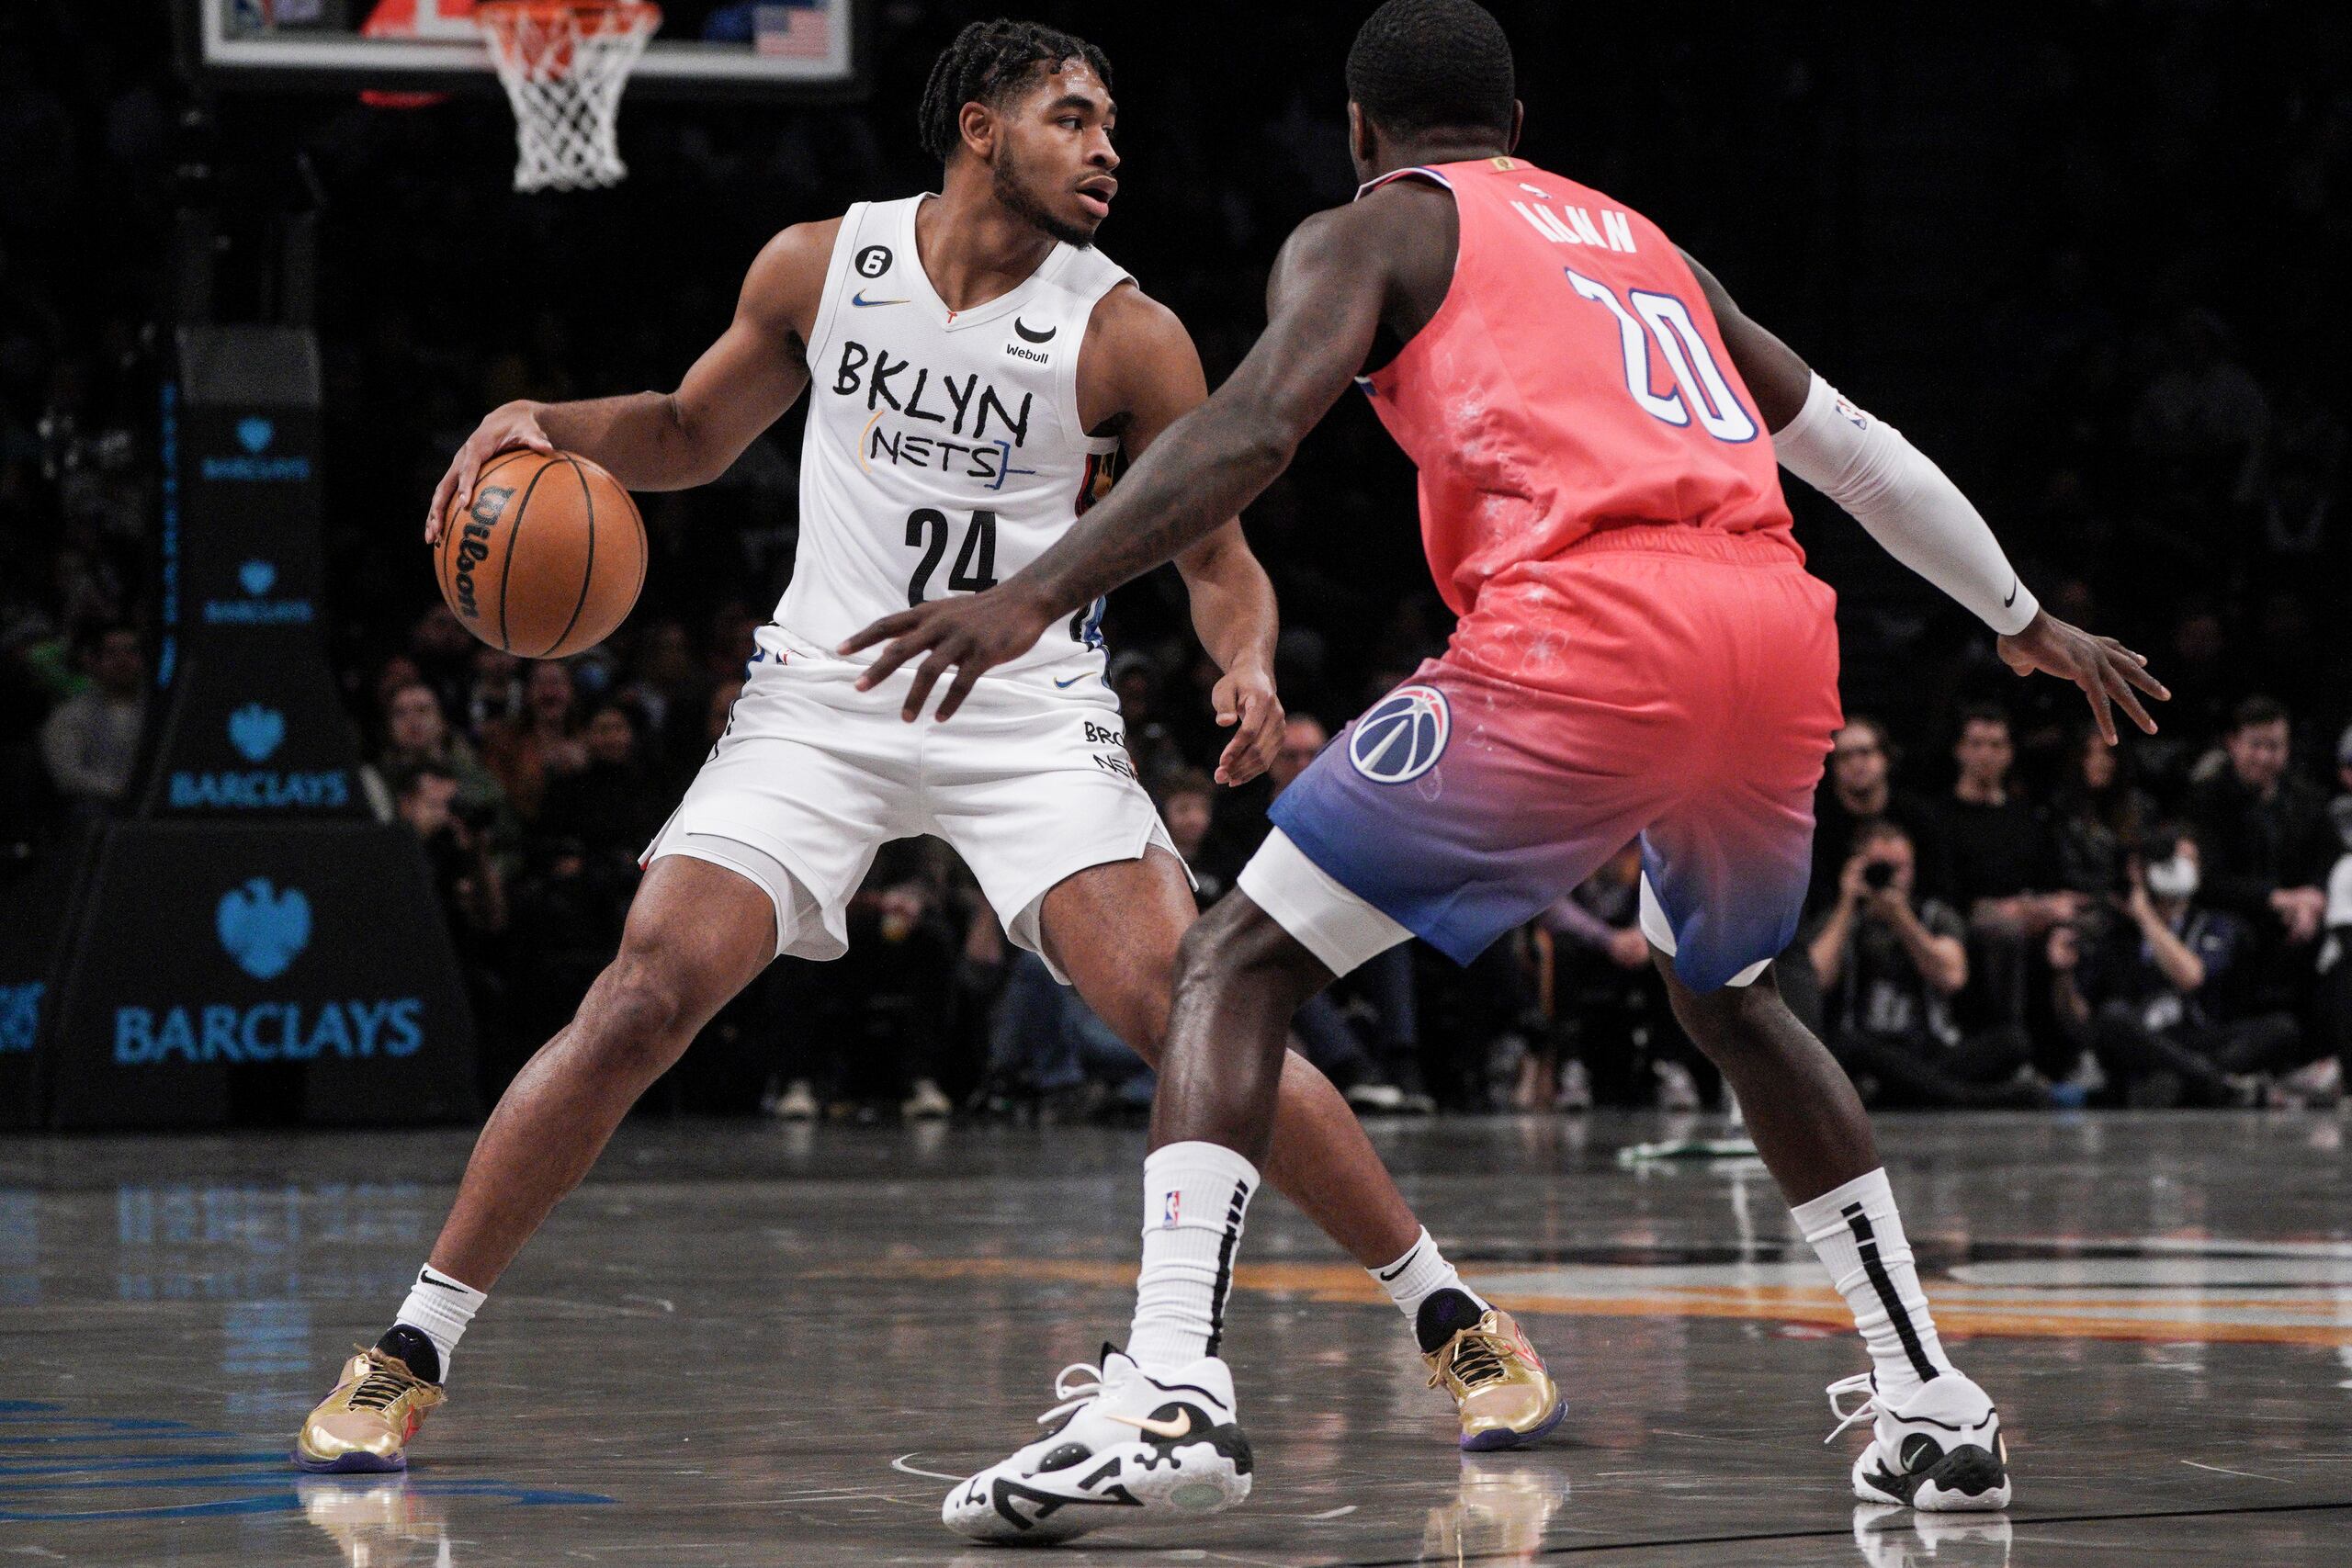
1666, 966, 1786, 1061
575, 953, 697, 1079
1174, 897, 1316, 1003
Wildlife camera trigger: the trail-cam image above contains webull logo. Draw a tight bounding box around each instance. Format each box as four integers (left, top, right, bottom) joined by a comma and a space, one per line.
202, 557, 313, 626
167, 710, 349, 810
109, 878, 425, 1066
450, 487, 515, 622
199, 414, 311, 482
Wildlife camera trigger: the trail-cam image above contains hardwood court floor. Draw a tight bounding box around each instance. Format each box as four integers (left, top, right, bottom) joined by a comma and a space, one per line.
4, 1111, 2348, 1564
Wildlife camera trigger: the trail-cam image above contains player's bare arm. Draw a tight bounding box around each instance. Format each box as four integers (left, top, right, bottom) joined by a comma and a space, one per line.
1683, 249, 2169, 745
425, 219, 837, 543
842, 186, 1434, 719
1075, 284, 1283, 784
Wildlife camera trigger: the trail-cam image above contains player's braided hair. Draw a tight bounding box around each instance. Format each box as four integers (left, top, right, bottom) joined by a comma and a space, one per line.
918, 18, 1113, 165
1346, 0, 1516, 139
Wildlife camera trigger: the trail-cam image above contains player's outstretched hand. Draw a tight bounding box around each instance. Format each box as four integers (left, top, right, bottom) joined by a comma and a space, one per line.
1996, 609, 2169, 745
1211, 665, 1283, 787
426, 401, 556, 545
841, 587, 1057, 722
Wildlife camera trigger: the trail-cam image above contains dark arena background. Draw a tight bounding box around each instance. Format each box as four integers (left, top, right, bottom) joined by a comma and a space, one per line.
4, 2, 2350, 1563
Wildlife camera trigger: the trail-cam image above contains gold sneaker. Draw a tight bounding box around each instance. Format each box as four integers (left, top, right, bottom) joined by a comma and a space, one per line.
1424, 1308, 1564, 1451
294, 1348, 446, 1473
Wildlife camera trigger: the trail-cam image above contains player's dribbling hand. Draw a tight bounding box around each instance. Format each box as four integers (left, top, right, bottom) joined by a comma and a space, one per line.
426, 401, 556, 545
1996, 609, 2169, 746
840, 587, 1057, 722
1210, 665, 1283, 786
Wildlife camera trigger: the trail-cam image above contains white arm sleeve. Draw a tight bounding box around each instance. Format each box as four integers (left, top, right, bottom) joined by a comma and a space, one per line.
1771, 372, 2039, 637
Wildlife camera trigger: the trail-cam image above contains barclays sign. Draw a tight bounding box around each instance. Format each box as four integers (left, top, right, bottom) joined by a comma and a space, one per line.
108, 877, 423, 1066
199, 557, 314, 627
198, 416, 312, 482
166, 705, 350, 810
0, 983, 41, 1055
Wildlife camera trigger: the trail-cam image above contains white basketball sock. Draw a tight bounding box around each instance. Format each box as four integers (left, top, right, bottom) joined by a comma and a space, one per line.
1369, 1227, 1488, 1341
393, 1264, 487, 1379
1791, 1168, 1951, 1404
1126, 1142, 1258, 1373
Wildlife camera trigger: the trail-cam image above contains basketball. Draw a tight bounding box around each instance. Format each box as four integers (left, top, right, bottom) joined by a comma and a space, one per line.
434, 448, 645, 659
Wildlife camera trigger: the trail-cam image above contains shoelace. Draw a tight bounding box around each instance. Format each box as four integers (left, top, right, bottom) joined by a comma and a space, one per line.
345, 1357, 422, 1416
1035, 1361, 1106, 1428
1824, 1372, 1881, 1444
1430, 1331, 1510, 1393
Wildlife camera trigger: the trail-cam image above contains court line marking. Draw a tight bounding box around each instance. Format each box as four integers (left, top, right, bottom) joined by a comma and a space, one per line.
890, 1453, 963, 1482
1311, 1498, 2352, 1568
2182, 1459, 2285, 1482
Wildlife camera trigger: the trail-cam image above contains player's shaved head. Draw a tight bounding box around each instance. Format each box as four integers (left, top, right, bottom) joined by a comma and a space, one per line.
1346, 0, 1516, 140
918, 18, 1113, 165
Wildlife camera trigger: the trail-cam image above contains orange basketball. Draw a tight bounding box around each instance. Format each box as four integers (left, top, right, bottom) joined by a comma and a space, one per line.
435, 449, 646, 659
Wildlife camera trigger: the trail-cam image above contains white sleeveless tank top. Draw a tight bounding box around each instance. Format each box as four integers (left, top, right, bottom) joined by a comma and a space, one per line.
775, 195, 1130, 681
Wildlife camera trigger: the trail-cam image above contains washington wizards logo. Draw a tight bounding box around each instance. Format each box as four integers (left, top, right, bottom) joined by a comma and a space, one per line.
1349, 684, 1451, 784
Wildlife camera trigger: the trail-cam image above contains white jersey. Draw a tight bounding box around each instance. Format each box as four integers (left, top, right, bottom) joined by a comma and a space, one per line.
775, 195, 1131, 682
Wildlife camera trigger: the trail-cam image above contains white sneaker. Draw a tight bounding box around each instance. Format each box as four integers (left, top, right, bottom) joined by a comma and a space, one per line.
1554, 1059, 1593, 1112
943, 1349, 1252, 1544
1827, 1371, 2012, 1512
1654, 1059, 1702, 1111
902, 1077, 953, 1120
766, 1079, 818, 1122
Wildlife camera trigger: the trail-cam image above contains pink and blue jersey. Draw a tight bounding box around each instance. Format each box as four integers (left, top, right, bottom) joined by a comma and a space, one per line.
1267, 157, 1843, 989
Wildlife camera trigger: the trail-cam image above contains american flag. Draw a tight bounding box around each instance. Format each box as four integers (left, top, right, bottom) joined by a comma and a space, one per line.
755, 1, 831, 60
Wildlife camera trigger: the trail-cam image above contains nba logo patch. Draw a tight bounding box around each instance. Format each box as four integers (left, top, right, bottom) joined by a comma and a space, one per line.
1162, 1192, 1182, 1228
1349, 684, 1451, 784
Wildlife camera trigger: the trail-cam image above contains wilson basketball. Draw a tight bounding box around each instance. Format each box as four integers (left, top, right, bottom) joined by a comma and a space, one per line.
435, 449, 646, 659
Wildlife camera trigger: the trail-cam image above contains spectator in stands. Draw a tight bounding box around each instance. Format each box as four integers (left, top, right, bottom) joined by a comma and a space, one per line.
464, 646, 525, 738
2049, 724, 2159, 898
535, 701, 668, 873
1270, 713, 1328, 795
481, 657, 587, 821
390, 761, 509, 948
1809, 716, 1941, 912
361, 680, 514, 852
1529, 842, 1657, 1111
2048, 827, 2290, 1106
38, 624, 142, 820
2189, 697, 2335, 972
1806, 819, 2052, 1109
1936, 704, 2078, 1030
616, 617, 712, 790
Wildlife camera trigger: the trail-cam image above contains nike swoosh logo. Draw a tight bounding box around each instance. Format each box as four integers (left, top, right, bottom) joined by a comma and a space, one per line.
1014, 317, 1057, 344
2003, 579, 2018, 608
1376, 1245, 1422, 1282
1053, 673, 1092, 688
416, 1273, 467, 1293
852, 291, 909, 307
1105, 1409, 1193, 1440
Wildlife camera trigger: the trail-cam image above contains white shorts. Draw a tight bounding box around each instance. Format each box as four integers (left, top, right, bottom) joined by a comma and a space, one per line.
641, 625, 1182, 983
1238, 829, 1767, 988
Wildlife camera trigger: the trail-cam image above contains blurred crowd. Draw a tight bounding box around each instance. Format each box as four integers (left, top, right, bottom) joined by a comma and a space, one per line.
4, 3, 2350, 1119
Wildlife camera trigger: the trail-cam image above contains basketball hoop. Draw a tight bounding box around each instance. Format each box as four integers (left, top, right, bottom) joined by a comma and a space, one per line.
476, 1, 661, 193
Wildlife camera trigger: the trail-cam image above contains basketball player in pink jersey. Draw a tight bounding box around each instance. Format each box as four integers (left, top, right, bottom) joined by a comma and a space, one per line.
853, 0, 2166, 1540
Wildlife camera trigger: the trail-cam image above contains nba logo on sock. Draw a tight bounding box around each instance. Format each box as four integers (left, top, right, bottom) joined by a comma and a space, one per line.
1162, 1192, 1181, 1228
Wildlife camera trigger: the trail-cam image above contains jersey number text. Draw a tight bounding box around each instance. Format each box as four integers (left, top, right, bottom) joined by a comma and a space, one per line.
1563, 268, 1758, 442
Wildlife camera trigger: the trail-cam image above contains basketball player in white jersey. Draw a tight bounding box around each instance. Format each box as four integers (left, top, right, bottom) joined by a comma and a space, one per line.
296, 20, 1559, 1476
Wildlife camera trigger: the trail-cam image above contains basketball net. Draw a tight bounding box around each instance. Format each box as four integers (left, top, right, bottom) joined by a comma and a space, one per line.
476, 2, 661, 193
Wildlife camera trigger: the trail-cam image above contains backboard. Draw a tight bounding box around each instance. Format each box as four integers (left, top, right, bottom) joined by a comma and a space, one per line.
186, 0, 862, 100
